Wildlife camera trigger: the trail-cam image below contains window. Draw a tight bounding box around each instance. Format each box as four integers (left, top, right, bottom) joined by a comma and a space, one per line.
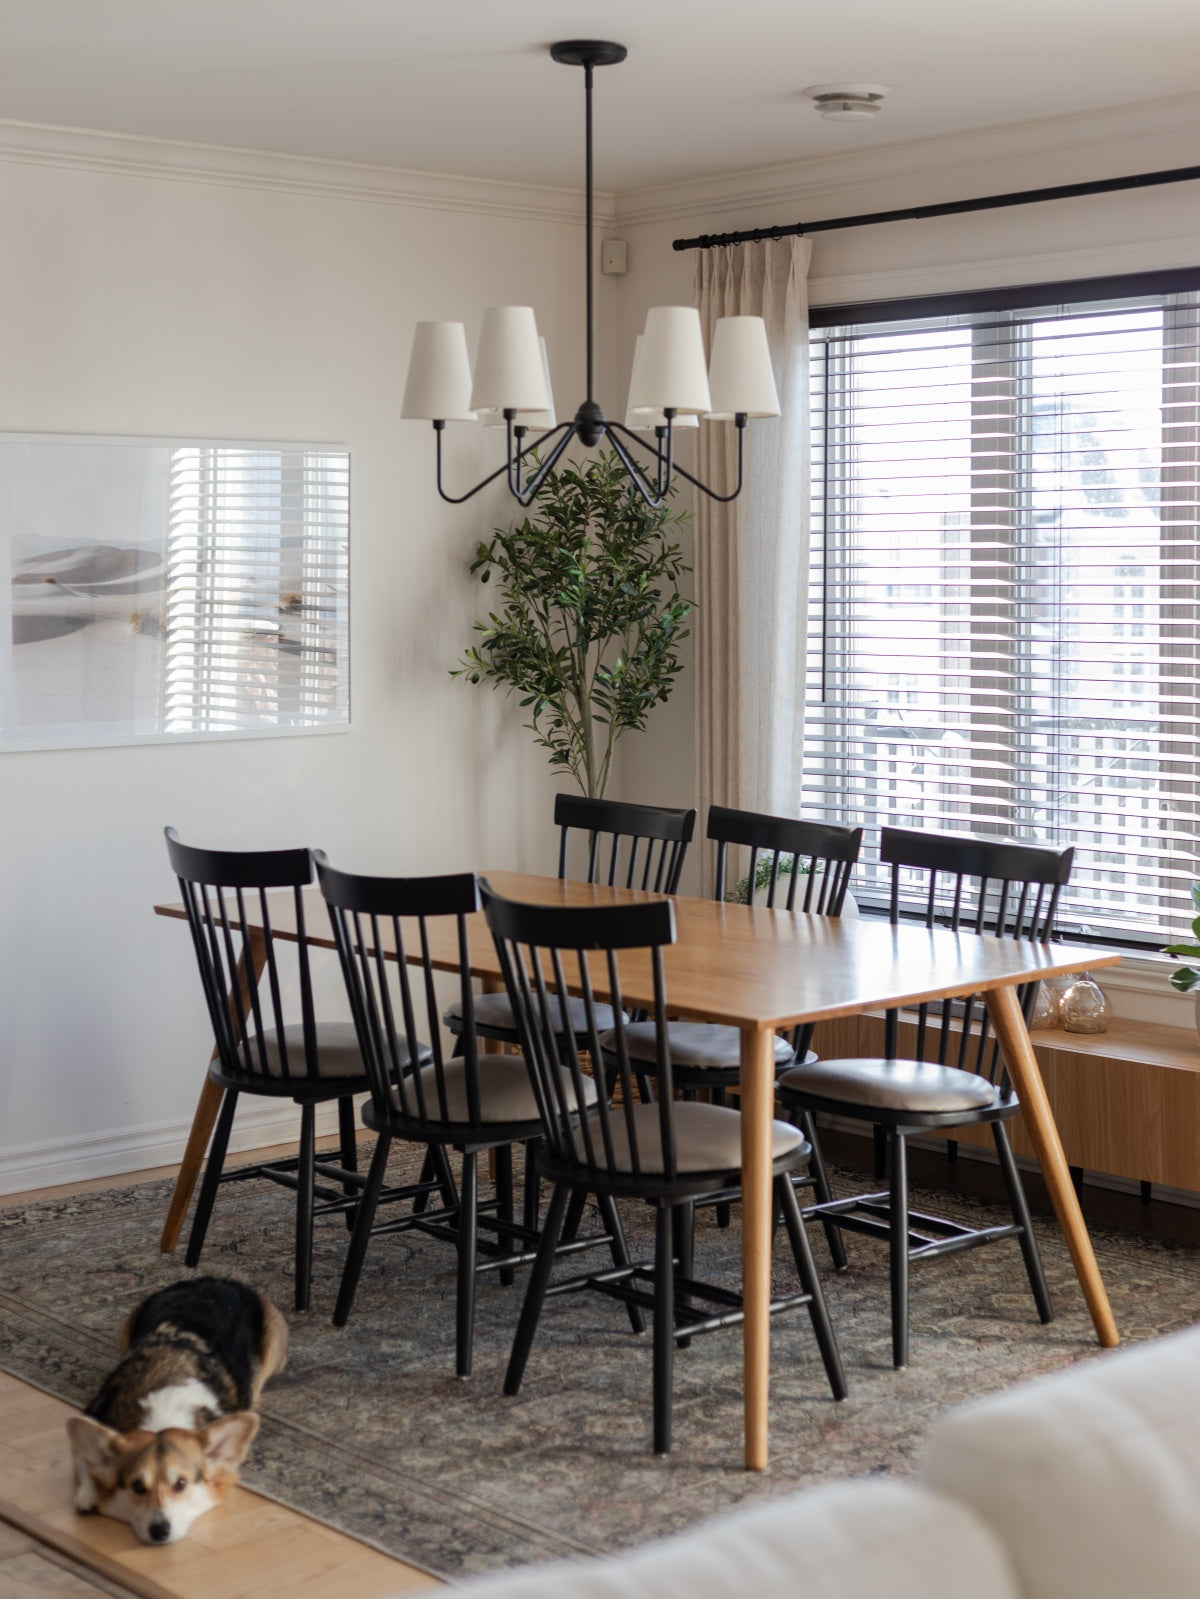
805, 271, 1200, 942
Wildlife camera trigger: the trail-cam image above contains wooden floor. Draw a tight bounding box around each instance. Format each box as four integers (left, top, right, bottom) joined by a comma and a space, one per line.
3, 1132, 1199, 1598
0, 1147, 440, 1599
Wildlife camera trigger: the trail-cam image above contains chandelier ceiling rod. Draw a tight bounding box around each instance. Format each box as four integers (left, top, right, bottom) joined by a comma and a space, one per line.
401, 41, 783, 509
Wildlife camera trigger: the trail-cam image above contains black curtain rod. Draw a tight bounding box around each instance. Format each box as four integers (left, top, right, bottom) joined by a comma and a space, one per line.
672, 164, 1200, 252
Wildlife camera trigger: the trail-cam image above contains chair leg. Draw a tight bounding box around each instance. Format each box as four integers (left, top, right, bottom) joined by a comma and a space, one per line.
294, 1102, 317, 1313
672, 1201, 695, 1349
505, 1183, 569, 1396
653, 1204, 676, 1456
185, 1087, 238, 1269
337, 1096, 359, 1230
561, 1187, 589, 1243
596, 1191, 645, 1334
889, 1129, 910, 1369
946, 1138, 959, 1164
494, 1142, 516, 1287
522, 1139, 541, 1234
412, 1146, 436, 1214
873, 1124, 888, 1179
333, 1133, 392, 1328
992, 1121, 1054, 1324
798, 1111, 848, 1271
455, 1150, 478, 1378
776, 1173, 848, 1401
710, 1088, 732, 1229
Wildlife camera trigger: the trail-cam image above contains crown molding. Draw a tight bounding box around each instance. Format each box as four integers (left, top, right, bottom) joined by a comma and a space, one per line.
0, 116, 616, 227
615, 93, 1200, 229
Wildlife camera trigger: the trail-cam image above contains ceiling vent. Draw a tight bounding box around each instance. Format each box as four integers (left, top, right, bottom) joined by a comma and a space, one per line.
803, 83, 891, 121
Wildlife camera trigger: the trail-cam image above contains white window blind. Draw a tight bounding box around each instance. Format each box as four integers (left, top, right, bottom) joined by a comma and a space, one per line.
165, 446, 349, 734
805, 279, 1200, 942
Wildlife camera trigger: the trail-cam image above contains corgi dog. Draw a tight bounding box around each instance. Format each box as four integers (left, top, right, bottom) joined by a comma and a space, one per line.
67, 1276, 288, 1545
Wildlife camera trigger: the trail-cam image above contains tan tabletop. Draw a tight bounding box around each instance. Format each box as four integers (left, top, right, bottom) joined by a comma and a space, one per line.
156, 869, 1121, 1470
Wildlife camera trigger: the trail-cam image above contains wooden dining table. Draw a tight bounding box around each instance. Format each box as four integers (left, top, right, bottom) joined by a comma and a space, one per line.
156, 869, 1122, 1470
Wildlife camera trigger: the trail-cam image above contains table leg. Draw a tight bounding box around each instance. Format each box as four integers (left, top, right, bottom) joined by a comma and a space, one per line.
159, 930, 267, 1254
740, 1025, 778, 1471
985, 982, 1119, 1348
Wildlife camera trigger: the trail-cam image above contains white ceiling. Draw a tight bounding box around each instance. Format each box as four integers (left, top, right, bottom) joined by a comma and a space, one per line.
3, 0, 1199, 192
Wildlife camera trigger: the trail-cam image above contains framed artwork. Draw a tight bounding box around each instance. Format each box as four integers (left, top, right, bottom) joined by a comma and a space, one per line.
1, 435, 349, 752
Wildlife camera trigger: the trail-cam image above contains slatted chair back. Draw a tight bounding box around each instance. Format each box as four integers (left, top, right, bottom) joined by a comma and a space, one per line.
554, 794, 696, 893
165, 827, 326, 1090
709, 805, 863, 911
314, 857, 486, 1134
879, 826, 1075, 1086
482, 883, 695, 1191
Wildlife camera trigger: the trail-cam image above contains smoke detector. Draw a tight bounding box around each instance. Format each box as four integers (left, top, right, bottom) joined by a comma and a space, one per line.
803, 82, 890, 121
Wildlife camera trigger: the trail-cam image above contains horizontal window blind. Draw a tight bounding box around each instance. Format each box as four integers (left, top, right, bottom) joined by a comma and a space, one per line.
805, 283, 1200, 942
165, 447, 349, 733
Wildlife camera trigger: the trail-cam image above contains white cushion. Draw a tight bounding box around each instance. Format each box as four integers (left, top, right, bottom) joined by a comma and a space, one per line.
921, 1323, 1200, 1599
599, 1022, 796, 1071
779, 1056, 998, 1114
250, 1022, 370, 1080
446, 1479, 1017, 1599
391, 1057, 597, 1127
571, 1100, 803, 1177
445, 992, 622, 1034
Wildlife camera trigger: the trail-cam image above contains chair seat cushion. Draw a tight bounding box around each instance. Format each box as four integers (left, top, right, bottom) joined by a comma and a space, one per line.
598, 1021, 797, 1071
444, 992, 622, 1035
251, 1022, 429, 1081
392, 1056, 598, 1127
571, 1100, 804, 1177
779, 1056, 999, 1114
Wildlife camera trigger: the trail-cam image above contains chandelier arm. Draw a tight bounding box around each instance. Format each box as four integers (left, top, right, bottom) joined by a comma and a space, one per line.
434, 420, 573, 506
603, 423, 671, 510
665, 416, 749, 503
512, 421, 581, 507
435, 424, 517, 505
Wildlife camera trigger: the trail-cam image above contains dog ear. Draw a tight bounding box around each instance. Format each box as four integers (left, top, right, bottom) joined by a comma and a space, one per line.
202, 1412, 259, 1472
66, 1417, 121, 1483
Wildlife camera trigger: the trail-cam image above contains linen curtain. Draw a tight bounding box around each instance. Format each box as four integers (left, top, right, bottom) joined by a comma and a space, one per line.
693, 236, 812, 889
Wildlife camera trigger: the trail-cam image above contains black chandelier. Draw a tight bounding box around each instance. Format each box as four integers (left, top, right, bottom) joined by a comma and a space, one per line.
400, 41, 780, 509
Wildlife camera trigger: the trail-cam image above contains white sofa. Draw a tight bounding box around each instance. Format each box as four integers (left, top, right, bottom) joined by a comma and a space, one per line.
446, 1323, 1200, 1599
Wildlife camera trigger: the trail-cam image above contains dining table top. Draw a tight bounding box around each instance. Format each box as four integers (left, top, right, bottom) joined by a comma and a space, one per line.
155, 867, 1121, 1034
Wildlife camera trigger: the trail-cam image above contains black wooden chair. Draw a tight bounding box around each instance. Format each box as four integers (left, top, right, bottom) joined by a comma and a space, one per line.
481, 881, 847, 1456
777, 826, 1073, 1368
597, 805, 863, 1251
316, 857, 637, 1377
164, 828, 375, 1312
444, 793, 697, 1051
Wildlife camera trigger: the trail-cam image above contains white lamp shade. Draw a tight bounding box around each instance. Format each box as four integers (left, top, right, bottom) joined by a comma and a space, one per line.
624, 339, 698, 431
707, 315, 780, 419
470, 306, 552, 413
627, 306, 712, 416
401, 321, 476, 421
479, 337, 556, 430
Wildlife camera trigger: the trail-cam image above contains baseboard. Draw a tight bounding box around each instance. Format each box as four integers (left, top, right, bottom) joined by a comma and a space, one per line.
0, 1100, 348, 1197
817, 1114, 1200, 1211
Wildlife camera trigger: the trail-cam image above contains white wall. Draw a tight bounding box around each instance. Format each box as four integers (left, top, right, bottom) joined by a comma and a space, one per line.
0, 131, 618, 1190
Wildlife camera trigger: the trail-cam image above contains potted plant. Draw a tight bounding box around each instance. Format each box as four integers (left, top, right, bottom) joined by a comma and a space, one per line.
453, 451, 692, 800
1164, 882, 1200, 1040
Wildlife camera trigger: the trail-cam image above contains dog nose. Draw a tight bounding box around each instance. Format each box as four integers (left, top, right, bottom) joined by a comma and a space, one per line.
147, 1516, 171, 1543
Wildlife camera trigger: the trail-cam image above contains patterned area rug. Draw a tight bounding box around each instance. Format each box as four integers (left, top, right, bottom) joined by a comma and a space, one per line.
1, 1149, 1198, 1580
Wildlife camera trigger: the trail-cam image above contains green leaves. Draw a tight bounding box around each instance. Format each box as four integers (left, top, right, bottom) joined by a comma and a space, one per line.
451, 451, 693, 798
1164, 883, 1200, 993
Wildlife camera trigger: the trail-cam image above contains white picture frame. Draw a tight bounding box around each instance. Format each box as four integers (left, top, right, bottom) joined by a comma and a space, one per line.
1, 434, 350, 753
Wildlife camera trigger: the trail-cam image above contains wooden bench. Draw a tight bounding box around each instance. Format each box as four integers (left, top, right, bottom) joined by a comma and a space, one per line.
807, 1013, 1200, 1192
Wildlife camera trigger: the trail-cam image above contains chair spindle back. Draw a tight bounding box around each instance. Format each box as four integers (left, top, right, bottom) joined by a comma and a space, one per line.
554, 794, 696, 893
482, 883, 686, 1186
